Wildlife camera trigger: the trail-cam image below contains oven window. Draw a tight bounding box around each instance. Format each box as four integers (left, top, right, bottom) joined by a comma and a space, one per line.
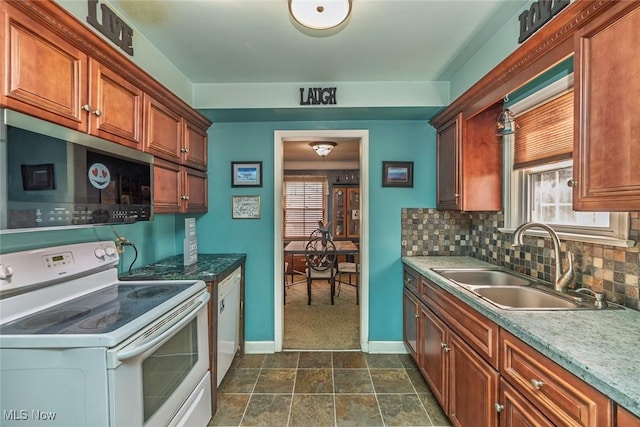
142, 318, 199, 422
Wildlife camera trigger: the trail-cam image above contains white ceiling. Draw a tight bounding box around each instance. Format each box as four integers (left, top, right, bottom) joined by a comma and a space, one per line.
108, 0, 526, 164
111, 0, 525, 85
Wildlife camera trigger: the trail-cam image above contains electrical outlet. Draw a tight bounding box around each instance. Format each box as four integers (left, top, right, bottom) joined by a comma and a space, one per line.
115, 236, 128, 254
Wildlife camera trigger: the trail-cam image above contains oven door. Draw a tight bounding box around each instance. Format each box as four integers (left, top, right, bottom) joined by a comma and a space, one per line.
108, 290, 210, 427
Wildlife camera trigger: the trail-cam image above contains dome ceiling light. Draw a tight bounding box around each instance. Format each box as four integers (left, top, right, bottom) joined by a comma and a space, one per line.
289, 0, 352, 35
310, 141, 337, 158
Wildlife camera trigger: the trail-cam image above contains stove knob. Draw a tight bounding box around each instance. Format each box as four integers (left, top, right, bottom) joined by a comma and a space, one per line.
94, 248, 106, 259
0, 264, 14, 284
105, 246, 117, 257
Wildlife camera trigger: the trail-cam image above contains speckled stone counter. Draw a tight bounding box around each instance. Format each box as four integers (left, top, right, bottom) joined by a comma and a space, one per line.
402, 256, 640, 418
120, 253, 246, 283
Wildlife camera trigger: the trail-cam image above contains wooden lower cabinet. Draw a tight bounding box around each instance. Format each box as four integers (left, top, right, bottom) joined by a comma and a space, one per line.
616, 405, 640, 427
402, 266, 625, 427
500, 378, 554, 427
500, 330, 612, 427
421, 305, 499, 427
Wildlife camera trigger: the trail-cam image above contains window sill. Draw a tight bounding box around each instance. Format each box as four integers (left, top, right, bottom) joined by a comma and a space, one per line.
498, 228, 636, 248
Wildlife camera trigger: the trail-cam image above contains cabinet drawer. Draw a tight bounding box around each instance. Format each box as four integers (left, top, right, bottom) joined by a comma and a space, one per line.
501, 330, 612, 427
403, 266, 420, 296
421, 278, 498, 368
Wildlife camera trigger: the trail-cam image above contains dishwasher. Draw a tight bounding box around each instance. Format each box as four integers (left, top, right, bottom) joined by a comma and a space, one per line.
217, 267, 242, 386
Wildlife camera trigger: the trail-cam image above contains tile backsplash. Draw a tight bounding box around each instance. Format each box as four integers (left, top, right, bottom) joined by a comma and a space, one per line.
402, 209, 640, 310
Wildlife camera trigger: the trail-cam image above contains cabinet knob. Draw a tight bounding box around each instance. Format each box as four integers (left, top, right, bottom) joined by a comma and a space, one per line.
440, 342, 450, 352
530, 379, 545, 389
181, 147, 188, 153
567, 179, 578, 187
82, 104, 92, 112
414, 313, 420, 319
495, 403, 504, 413
93, 109, 102, 117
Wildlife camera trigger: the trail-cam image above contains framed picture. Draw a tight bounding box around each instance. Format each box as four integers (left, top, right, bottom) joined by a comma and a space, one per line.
382, 161, 414, 187
21, 164, 55, 191
232, 195, 261, 219
232, 161, 262, 187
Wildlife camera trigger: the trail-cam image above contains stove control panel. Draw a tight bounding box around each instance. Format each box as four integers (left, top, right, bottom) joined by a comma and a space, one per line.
0, 241, 119, 297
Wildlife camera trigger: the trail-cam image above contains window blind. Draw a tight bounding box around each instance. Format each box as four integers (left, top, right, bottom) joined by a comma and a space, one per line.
283, 176, 328, 239
514, 90, 573, 169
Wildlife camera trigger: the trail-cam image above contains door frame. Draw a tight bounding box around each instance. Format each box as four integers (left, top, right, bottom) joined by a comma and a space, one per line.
273, 129, 369, 352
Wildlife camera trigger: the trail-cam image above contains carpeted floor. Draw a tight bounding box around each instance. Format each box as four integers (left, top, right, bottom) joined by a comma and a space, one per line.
283, 275, 360, 351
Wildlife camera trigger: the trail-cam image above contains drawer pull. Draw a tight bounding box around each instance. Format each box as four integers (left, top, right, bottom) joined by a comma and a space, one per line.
530, 379, 545, 389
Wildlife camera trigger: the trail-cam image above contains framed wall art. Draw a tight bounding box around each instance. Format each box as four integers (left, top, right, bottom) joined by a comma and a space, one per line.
231, 161, 262, 187
232, 195, 261, 219
382, 161, 413, 187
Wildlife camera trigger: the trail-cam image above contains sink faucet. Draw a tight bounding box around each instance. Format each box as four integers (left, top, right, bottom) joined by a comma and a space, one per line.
511, 222, 574, 293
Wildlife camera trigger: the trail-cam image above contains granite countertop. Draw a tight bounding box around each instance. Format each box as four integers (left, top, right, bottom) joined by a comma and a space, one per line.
120, 253, 246, 283
402, 256, 640, 418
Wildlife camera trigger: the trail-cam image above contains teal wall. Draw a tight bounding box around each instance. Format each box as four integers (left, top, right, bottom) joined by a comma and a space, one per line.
195, 119, 437, 342
0, 215, 180, 276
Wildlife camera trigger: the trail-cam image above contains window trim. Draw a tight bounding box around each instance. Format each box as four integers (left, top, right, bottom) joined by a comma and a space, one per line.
500, 74, 633, 247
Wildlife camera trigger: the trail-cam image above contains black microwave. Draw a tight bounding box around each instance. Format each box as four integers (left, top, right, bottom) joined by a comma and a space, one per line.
0, 109, 153, 231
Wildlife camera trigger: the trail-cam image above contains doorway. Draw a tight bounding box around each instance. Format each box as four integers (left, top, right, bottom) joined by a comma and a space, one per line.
273, 130, 369, 353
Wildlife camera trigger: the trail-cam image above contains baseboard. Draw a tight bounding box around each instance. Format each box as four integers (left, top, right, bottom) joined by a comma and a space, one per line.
244, 340, 408, 354
367, 341, 409, 354
244, 341, 276, 354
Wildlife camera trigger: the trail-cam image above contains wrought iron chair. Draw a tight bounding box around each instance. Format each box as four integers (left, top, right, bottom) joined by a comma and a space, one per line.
304, 223, 337, 305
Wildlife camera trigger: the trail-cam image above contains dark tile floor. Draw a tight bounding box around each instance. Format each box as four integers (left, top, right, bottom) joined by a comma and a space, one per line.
209, 351, 452, 427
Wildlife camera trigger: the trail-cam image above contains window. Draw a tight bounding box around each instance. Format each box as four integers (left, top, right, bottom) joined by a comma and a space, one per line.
283, 176, 328, 239
504, 74, 629, 243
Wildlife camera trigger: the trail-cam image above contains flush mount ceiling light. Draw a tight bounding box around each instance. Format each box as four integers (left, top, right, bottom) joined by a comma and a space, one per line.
289, 0, 352, 35
310, 141, 337, 158
496, 96, 516, 136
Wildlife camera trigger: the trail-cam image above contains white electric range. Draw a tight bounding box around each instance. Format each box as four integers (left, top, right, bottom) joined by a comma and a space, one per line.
0, 241, 211, 427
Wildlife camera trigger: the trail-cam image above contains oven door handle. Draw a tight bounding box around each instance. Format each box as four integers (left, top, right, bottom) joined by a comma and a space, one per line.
116, 292, 210, 362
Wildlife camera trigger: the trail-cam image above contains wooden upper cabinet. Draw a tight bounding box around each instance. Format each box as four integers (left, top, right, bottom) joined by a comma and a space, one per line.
436, 114, 461, 210
144, 95, 183, 162
144, 96, 208, 171
436, 106, 502, 212
183, 119, 208, 171
573, 2, 640, 211
88, 60, 143, 149
1, 3, 88, 129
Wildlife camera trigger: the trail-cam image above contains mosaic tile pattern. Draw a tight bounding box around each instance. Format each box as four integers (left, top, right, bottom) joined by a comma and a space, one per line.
209, 352, 450, 427
401, 208, 640, 310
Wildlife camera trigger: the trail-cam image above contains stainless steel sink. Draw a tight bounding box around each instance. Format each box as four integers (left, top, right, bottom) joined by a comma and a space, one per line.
472, 286, 583, 310
431, 267, 622, 310
433, 268, 532, 287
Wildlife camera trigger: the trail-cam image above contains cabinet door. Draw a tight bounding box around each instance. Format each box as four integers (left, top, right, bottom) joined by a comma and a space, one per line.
333, 187, 346, 237
573, 2, 640, 211
153, 158, 183, 213
402, 288, 420, 362
421, 307, 449, 411
144, 95, 183, 162
437, 114, 461, 210
448, 332, 499, 427
346, 188, 360, 238
499, 378, 554, 427
184, 120, 208, 171
185, 167, 208, 213
462, 104, 502, 211
88, 59, 143, 149
616, 405, 640, 427
1, 3, 88, 130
